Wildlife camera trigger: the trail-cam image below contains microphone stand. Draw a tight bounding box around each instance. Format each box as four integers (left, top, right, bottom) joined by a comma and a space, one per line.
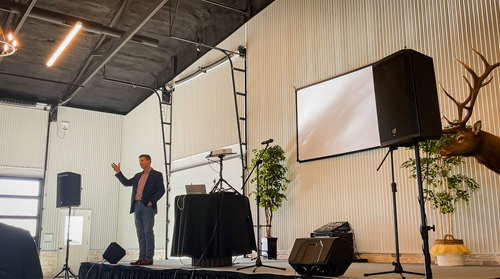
238, 142, 285, 272
241, 144, 270, 190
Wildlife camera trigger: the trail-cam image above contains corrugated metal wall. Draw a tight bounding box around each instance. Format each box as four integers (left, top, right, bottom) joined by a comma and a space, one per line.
172, 27, 246, 159
42, 107, 122, 251
170, 0, 500, 255
0, 104, 48, 172
245, 0, 500, 254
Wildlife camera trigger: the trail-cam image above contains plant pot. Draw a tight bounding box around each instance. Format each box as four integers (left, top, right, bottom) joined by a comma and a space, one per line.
261, 237, 277, 259
430, 234, 470, 266
436, 254, 466, 266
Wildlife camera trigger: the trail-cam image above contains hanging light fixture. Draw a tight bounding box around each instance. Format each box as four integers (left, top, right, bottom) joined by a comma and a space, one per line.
0, 27, 19, 57
46, 21, 82, 67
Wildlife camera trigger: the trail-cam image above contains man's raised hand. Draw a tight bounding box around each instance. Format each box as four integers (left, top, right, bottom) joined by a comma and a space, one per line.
111, 163, 121, 173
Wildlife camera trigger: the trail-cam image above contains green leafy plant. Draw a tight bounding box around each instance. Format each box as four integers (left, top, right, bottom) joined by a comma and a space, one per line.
401, 134, 480, 238
249, 145, 290, 237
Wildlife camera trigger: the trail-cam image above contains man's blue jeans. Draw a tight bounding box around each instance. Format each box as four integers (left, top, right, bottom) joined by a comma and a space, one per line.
134, 201, 155, 261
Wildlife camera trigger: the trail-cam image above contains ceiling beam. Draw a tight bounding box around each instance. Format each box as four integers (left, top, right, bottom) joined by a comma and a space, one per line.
12, 0, 37, 34
0, 0, 159, 47
200, 0, 247, 15
71, 0, 130, 84
0, 71, 84, 87
59, 0, 168, 105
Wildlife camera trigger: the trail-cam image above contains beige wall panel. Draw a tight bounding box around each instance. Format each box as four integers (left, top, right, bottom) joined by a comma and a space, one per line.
167, 0, 500, 255
0, 105, 48, 171
172, 59, 245, 160
42, 107, 122, 251
245, 0, 500, 255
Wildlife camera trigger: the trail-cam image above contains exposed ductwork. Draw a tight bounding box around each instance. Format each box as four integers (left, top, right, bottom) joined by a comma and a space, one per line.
0, 0, 275, 115
0, 0, 159, 47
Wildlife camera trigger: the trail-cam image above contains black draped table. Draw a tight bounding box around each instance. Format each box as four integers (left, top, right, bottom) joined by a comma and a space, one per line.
171, 192, 257, 267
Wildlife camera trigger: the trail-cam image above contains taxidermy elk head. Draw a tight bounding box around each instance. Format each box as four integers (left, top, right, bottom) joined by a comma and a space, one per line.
439, 49, 500, 174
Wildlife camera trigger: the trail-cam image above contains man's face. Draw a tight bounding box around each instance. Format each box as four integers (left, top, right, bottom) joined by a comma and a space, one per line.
139, 157, 151, 169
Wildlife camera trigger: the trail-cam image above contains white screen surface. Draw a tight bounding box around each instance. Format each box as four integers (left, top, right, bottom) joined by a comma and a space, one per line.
296, 66, 381, 162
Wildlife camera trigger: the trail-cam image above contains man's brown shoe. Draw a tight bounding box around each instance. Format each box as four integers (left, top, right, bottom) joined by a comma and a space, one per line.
130, 259, 142, 265
140, 259, 153, 265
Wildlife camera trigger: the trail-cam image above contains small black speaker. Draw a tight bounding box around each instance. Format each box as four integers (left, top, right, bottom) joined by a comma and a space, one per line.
372, 49, 442, 147
56, 172, 81, 208
289, 237, 353, 277
102, 242, 126, 264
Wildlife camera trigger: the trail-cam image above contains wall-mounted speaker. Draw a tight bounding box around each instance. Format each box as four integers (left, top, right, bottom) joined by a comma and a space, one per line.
289, 237, 353, 277
56, 172, 81, 208
102, 242, 126, 264
372, 49, 443, 147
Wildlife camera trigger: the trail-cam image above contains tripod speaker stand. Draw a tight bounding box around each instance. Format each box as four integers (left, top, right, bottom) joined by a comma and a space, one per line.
209, 153, 239, 194
364, 147, 424, 279
237, 141, 285, 273
53, 207, 77, 279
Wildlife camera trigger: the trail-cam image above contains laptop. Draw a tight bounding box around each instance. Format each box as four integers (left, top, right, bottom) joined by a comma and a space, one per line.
185, 184, 207, 194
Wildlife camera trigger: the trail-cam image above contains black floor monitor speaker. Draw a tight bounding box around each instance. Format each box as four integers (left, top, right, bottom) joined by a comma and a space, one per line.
289, 237, 353, 277
372, 49, 443, 147
102, 242, 126, 264
56, 172, 81, 208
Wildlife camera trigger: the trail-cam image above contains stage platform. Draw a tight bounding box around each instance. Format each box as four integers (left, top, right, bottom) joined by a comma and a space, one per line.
79, 257, 500, 279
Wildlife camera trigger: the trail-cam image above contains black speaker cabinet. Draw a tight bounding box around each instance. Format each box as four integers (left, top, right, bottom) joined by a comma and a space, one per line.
102, 242, 126, 264
56, 172, 81, 208
372, 49, 442, 147
289, 237, 353, 277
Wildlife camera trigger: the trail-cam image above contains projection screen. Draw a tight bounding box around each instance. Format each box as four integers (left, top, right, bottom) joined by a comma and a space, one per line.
296, 66, 381, 162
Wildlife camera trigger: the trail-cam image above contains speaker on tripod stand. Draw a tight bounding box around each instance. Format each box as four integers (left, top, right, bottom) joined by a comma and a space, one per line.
365, 49, 442, 279
53, 172, 81, 279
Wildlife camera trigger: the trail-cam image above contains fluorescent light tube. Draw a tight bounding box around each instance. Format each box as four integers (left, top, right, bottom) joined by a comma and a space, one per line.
46, 21, 82, 67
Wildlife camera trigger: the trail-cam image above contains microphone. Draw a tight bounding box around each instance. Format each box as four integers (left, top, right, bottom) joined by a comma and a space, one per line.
261, 139, 273, 145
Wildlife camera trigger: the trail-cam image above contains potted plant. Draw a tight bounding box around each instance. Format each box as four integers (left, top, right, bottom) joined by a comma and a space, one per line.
401, 134, 480, 266
249, 144, 290, 259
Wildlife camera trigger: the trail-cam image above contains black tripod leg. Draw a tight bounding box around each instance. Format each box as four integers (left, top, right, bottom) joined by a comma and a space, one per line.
237, 265, 255, 271
237, 257, 261, 271
53, 268, 64, 279
221, 178, 240, 194
67, 267, 77, 279
365, 148, 424, 279
256, 264, 286, 272
402, 271, 425, 276
237, 255, 286, 272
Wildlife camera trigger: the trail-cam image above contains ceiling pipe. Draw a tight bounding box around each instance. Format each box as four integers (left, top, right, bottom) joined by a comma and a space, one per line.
200, 0, 247, 16
59, 0, 168, 105
0, 0, 159, 47
0, 70, 84, 87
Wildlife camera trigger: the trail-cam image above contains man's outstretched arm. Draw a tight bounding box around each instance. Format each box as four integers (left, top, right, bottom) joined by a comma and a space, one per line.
112, 162, 133, 186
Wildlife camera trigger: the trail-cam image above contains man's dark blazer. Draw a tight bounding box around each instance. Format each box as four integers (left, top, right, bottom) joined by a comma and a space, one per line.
0, 222, 43, 279
115, 168, 165, 214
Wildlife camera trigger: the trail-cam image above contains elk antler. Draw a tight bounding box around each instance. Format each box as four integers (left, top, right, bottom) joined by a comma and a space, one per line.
442, 48, 500, 134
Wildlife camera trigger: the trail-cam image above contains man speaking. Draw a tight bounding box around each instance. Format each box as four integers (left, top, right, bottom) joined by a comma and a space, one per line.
111, 154, 165, 265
